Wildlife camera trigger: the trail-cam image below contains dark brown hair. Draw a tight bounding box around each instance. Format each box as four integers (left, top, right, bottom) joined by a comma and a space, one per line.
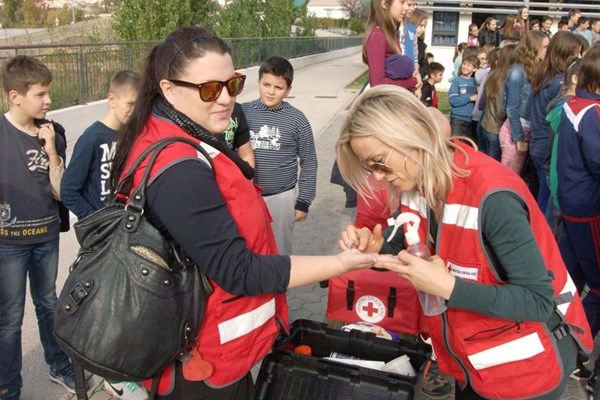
111, 27, 231, 190
531, 31, 581, 94
2, 55, 52, 95
577, 46, 600, 94
485, 44, 518, 104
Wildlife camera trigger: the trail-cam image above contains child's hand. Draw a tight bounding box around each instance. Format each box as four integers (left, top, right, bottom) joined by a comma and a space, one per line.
37, 123, 56, 156
516, 141, 528, 152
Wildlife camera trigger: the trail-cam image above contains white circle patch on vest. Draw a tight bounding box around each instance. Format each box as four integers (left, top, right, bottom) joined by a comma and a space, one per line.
355, 295, 386, 323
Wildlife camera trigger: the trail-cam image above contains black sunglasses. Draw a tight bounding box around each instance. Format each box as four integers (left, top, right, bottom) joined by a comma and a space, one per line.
169, 74, 246, 102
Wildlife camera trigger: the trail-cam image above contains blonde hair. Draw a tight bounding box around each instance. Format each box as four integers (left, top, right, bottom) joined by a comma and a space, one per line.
337, 86, 469, 210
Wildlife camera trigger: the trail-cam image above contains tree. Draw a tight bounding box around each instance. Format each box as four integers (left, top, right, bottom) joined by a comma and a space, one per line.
21, 0, 47, 27
113, 0, 218, 41
2, 0, 23, 27
338, 0, 363, 19
190, 0, 219, 31
217, 0, 300, 38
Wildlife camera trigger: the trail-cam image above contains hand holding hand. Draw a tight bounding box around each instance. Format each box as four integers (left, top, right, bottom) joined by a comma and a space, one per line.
335, 249, 380, 272
339, 224, 384, 253
376, 251, 456, 299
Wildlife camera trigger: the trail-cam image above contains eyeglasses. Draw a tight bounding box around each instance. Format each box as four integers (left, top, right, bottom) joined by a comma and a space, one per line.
169, 74, 246, 102
362, 148, 394, 174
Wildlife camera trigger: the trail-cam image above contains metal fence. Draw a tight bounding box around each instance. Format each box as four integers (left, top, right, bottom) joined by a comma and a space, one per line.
0, 35, 362, 111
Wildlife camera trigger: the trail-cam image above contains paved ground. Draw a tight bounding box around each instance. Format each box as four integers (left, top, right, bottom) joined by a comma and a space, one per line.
18, 50, 592, 399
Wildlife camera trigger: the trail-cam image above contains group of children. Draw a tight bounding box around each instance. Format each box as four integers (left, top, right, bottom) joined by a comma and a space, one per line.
0, 53, 316, 400
447, 26, 600, 399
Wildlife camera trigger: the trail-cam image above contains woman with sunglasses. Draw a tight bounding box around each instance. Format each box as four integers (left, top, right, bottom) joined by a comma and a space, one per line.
110, 27, 384, 400
337, 85, 592, 400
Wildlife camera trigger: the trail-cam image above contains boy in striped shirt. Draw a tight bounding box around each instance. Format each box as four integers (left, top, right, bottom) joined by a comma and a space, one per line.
242, 56, 317, 255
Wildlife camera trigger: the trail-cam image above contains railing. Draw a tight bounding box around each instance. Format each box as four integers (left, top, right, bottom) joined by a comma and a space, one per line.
0, 36, 362, 111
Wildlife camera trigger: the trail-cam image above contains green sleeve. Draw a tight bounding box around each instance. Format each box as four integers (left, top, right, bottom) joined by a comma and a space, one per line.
447, 191, 555, 321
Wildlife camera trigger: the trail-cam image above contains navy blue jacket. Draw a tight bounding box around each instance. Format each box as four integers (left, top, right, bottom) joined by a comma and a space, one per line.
529, 74, 563, 161
60, 121, 117, 220
556, 90, 600, 218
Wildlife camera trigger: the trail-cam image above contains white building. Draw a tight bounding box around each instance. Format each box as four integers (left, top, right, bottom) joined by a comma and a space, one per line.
307, 0, 348, 19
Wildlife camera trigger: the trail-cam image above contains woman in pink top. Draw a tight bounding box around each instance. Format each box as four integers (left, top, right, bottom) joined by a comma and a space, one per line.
362, 0, 420, 91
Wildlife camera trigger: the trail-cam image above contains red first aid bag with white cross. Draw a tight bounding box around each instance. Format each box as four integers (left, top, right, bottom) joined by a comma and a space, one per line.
326, 269, 427, 336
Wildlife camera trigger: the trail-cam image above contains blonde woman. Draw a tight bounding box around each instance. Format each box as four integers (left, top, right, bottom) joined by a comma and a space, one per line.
337, 85, 591, 400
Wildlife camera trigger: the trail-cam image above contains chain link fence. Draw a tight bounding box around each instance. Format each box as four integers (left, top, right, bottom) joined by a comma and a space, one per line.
0, 35, 362, 111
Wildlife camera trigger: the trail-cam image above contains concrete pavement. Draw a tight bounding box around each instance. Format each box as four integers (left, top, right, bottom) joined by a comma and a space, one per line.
18, 49, 591, 399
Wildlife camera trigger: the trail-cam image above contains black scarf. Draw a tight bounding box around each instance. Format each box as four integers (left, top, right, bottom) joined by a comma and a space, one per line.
155, 98, 254, 180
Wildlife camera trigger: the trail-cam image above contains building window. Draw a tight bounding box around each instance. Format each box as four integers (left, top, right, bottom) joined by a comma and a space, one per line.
432, 11, 459, 46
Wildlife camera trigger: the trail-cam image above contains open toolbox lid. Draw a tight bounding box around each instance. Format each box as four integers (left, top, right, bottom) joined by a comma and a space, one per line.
253, 319, 432, 400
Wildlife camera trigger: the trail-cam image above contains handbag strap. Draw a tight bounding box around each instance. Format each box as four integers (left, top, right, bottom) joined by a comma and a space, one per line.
115, 136, 213, 209
115, 137, 213, 233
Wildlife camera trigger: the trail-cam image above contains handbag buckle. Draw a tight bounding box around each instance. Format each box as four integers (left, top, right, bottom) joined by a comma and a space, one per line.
69, 281, 93, 306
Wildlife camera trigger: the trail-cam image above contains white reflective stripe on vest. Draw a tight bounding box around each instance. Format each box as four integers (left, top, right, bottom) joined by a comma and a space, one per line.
442, 204, 479, 230
467, 332, 544, 370
556, 274, 578, 317
218, 299, 276, 344
400, 192, 428, 219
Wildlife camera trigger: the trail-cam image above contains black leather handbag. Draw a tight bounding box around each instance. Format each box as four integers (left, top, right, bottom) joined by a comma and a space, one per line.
54, 137, 213, 384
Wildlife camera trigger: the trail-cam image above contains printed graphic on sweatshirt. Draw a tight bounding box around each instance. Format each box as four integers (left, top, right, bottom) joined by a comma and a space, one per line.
0, 202, 17, 228
99, 142, 117, 202
27, 149, 49, 173
250, 125, 281, 151
222, 116, 238, 149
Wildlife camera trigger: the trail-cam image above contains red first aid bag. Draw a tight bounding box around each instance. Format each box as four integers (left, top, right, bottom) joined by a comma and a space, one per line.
326, 269, 427, 336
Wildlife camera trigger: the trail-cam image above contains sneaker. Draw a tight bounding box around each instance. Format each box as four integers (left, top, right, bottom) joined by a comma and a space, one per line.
104, 381, 149, 400
48, 364, 88, 394
0, 387, 20, 400
572, 364, 594, 381
421, 374, 453, 398
586, 375, 598, 393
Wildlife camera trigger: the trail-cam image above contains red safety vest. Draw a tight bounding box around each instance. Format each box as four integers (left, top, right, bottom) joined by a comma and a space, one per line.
123, 115, 289, 389
399, 143, 592, 399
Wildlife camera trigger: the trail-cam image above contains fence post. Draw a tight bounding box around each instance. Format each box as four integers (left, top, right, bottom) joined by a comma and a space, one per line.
77, 48, 88, 105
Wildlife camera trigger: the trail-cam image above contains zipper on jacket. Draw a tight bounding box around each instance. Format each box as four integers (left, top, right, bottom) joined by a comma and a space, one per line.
222, 294, 244, 304
464, 321, 522, 342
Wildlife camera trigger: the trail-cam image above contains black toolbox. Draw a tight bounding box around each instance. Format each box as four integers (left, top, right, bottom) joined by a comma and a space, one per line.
254, 319, 431, 400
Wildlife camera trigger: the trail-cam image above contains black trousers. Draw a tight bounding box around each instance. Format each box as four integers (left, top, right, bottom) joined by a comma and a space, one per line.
158, 362, 255, 400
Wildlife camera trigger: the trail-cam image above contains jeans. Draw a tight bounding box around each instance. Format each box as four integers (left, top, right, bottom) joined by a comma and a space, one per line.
483, 131, 501, 162
530, 153, 550, 214
450, 117, 475, 141
0, 239, 70, 391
